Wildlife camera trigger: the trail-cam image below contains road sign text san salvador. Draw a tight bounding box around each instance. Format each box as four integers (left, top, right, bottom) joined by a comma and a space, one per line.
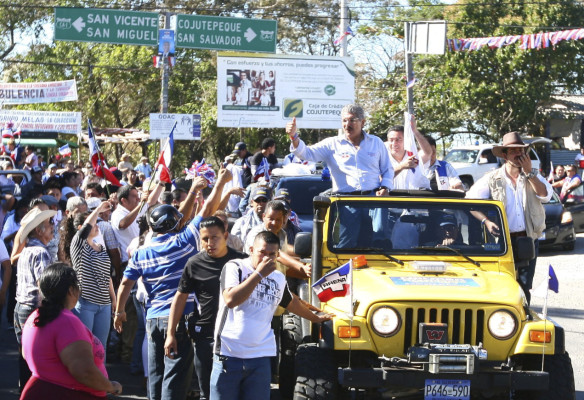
176, 14, 276, 53
54, 8, 158, 46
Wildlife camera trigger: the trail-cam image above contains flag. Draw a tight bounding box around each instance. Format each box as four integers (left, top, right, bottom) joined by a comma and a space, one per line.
547, 161, 554, 182
58, 144, 72, 157
406, 76, 417, 88
254, 157, 270, 182
184, 159, 216, 187
87, 120, 122, 187
403, 112, 419, 173
334, 25, 355, 45
548, 265, 559, 293
156, 128, 175, 184
312, 260, 352, 303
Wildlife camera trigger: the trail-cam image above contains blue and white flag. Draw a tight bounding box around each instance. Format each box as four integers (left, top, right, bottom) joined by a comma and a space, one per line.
312, 260, 352, 303
254, 157, 270, 182
58, 144, 71, 157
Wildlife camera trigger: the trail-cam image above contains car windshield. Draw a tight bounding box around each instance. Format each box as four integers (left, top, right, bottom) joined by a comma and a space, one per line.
444, 149, 478, 164
327, 200, 507, 256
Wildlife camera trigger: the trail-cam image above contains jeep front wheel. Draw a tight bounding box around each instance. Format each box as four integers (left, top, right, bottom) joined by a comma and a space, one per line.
293, 343, 338, 400
514, 352, 576, 400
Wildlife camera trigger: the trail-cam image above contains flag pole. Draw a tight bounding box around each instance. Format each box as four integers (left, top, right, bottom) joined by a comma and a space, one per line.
541, 276, 549, 372
139, 121, 177, 214
348, 259, 354, 368
88, 119, 112, 198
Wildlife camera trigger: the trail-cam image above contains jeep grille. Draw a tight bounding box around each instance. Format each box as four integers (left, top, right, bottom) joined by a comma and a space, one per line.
402, 305, 486, 354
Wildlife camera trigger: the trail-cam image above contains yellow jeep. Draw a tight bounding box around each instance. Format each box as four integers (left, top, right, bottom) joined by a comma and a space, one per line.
290, 192, 575, 400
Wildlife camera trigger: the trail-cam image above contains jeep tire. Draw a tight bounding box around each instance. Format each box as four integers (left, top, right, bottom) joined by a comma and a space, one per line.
514, 352, 576, 400
280, 313, 303, 399
293, 343, 338, 400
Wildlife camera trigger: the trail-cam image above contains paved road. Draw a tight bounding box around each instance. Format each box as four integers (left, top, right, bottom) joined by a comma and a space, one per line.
1, 235, 582, 399
533, 234, 584, 400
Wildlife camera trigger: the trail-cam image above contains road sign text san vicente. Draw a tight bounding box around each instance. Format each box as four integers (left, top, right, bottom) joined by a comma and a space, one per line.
54, 8, 159, 46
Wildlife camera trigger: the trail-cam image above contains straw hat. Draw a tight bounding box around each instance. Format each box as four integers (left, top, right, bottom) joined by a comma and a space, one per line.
492, 132, 529, 158
19, 208, 57, 244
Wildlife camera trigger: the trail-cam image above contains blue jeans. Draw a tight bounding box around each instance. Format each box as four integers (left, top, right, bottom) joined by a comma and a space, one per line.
192, 325, 214, 400
14, 302, 35, 390
209, 355, 271, 400
130, 291, 146, 375
146, 316, 194, 400
73, 297, 111, 353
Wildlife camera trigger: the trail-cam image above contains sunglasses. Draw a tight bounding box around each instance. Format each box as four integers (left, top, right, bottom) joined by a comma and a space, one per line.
254, 198, 268, 203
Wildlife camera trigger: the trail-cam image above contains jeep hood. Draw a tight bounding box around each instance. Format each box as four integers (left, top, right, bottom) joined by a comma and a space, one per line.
323, 263, 524, 316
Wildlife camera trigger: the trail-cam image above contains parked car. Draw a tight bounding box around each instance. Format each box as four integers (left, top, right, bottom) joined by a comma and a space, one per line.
540, 191, 576, 251
0, 169, 31, 200
444, 137, 550, 190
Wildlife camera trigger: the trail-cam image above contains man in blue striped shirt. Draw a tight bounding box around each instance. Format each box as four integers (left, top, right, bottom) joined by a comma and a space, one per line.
114, 169, 231, 400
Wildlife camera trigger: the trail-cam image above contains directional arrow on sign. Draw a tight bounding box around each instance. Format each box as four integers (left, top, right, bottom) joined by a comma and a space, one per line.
73, 17, 86, 32
244, 27, 257, 42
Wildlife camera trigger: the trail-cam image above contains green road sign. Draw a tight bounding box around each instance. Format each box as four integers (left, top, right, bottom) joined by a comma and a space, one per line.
54, 8, 159, 46
176, 15, 276, 53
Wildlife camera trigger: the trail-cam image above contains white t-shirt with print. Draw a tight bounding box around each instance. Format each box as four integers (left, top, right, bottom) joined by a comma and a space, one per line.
213, 258, 292, 359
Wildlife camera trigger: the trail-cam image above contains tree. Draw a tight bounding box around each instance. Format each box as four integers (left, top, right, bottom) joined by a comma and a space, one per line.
361, 0, 584, 141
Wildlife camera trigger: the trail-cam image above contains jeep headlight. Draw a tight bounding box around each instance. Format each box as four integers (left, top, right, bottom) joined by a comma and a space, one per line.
371, 306, 400, 337
488, 310, 517, 340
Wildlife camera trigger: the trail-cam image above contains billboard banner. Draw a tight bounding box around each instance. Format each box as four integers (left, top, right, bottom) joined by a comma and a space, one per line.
149, 113, 201, 141
0, 79, 78, 105
217, 53, 355, 129
0, 110, 82, 134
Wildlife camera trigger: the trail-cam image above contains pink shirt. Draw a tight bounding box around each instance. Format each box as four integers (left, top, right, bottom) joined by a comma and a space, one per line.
22, 309, 108, 397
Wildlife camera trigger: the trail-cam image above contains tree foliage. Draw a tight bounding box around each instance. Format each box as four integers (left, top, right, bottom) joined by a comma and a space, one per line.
362, 0, 584, 142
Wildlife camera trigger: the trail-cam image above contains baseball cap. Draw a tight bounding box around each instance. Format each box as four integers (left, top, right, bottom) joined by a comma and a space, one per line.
86, 197, 103, 211
48, 163, 57, 169
234, 142, 246, 151
274, 188, 291, 203
40, 195, 59, 207
31, 166, 43, 174
439, 213, 457, 227
251, 186, 270, 201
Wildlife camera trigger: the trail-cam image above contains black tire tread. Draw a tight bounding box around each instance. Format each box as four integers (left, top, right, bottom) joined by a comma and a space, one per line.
514, 352, 575, 400
293, 343, 337, 400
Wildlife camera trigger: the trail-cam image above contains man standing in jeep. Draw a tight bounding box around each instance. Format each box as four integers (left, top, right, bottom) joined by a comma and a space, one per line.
466, 132, 552, 304
285, 104, 393, 247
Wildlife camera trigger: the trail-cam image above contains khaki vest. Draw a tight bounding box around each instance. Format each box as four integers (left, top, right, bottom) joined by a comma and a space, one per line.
487, 168, 546, 240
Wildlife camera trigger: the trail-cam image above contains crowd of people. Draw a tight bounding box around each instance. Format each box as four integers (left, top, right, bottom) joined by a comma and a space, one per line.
0, 102, 577, 399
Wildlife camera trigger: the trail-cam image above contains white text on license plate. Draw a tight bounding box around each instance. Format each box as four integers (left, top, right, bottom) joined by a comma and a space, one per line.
424, 379, 470, 400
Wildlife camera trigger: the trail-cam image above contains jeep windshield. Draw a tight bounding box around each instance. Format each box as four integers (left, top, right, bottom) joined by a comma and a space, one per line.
327, 200, 507, 256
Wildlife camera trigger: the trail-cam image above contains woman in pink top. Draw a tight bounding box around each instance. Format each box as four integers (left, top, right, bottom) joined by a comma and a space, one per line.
21, 263, 122, 399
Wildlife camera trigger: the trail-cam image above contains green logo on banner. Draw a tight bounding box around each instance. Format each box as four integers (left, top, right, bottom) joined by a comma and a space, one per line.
324, 85, 336, 96
284, 99, 303, 118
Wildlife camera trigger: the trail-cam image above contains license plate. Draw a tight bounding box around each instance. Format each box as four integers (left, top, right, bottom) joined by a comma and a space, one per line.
424, 379, 470, 400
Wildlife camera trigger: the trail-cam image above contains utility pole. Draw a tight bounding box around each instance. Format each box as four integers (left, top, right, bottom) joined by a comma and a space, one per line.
160, 12, 171, 113
340, 0, 349, 57
404, 21, 415, 115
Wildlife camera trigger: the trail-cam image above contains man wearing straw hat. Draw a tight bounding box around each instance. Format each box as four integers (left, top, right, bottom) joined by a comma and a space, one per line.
13, 207, 57, 390
467, 132, 552, 305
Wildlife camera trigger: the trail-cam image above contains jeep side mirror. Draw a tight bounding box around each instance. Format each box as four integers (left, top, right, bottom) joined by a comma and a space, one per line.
294, 232, 312, 258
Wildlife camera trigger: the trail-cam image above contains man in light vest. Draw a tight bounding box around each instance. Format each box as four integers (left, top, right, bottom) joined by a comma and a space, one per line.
423, 136, 463, 191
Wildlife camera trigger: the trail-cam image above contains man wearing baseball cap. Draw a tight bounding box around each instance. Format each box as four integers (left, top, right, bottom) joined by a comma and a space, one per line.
232, 142, 252, 187
231, 186, 270, 244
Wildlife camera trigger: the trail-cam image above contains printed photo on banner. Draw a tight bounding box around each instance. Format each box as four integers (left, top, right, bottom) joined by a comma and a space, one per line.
217, 53, 355, 129
224, 69, 276, 108
155, 29, 176, 68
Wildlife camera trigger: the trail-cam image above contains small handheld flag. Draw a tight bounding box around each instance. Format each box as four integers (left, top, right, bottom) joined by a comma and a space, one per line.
156, 127, 175, 184
312, 260, 352, 303
58, 144, 72, 158
253, 157, 270, 183
88, 120, 121, 187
